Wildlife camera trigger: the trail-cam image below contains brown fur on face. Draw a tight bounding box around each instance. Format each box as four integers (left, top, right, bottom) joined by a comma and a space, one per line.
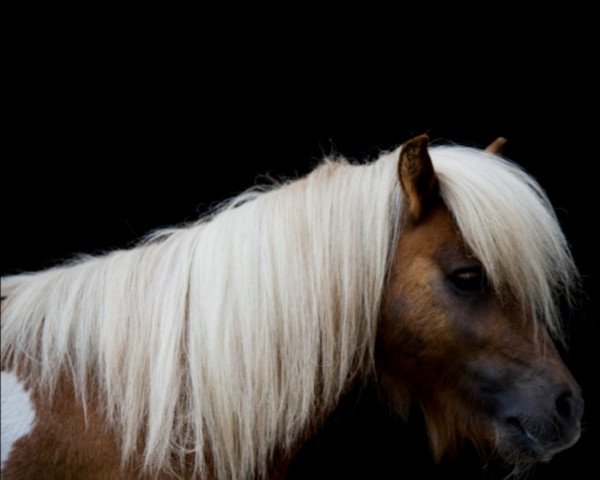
378, 202, 500, 459
377, 200, 581, 463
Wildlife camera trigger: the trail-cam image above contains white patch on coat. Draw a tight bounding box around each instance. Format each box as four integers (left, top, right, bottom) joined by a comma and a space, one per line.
1, 371, 36, 468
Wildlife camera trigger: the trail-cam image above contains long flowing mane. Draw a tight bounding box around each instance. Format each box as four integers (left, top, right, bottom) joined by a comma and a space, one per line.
0, 146, 576, 478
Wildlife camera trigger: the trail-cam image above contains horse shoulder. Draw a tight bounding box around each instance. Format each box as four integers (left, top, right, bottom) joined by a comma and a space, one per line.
0, 372, 147, 480
1, 371, 36, 469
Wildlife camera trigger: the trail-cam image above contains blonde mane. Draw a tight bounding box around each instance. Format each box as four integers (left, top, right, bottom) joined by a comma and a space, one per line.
0, 145, 577, 479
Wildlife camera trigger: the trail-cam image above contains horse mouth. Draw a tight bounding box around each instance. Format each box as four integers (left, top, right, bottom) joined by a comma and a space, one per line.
497, 417, 581, 464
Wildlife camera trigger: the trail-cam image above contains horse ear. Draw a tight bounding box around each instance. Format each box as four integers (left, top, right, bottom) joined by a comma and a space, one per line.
485, 137, 507, 155
398, 134, 438, 221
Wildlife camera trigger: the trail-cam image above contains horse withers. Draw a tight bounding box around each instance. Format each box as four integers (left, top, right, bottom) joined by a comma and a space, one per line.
1, 135, 582, 478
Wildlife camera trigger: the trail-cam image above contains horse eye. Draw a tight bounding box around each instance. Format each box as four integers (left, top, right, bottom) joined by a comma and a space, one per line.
448, 267, 486, 293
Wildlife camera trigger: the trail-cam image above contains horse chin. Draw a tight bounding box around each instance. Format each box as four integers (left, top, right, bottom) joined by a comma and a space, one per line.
493, 418, 579, 467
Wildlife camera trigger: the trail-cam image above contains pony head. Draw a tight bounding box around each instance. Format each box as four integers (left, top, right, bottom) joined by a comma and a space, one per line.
378, 135, 583, 470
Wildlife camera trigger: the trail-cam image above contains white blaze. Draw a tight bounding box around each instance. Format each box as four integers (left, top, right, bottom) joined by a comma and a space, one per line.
1, 371, 36, 468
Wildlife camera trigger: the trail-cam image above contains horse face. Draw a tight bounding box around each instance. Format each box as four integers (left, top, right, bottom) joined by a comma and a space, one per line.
377, 135, 583, 466
379, 203, 583, 464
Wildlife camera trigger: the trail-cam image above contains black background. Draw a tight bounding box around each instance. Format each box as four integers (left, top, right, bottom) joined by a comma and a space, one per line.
3, 16, 597, 479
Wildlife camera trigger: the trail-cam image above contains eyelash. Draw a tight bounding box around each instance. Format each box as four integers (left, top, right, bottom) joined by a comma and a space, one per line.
448, 267, 487, 294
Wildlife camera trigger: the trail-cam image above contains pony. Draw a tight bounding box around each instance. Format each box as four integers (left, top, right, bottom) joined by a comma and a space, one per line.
1, 135, 583, 479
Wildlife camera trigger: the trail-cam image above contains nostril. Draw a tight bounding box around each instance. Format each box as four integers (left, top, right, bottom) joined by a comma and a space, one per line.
555, 391, 573, 422
506, 416, 521, 428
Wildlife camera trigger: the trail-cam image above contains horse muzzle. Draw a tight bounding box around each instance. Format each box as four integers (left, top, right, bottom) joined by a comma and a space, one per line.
493, 383, 584, 462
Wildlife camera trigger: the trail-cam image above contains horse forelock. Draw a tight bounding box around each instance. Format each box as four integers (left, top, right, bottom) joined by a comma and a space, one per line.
431, 147, 578, 342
